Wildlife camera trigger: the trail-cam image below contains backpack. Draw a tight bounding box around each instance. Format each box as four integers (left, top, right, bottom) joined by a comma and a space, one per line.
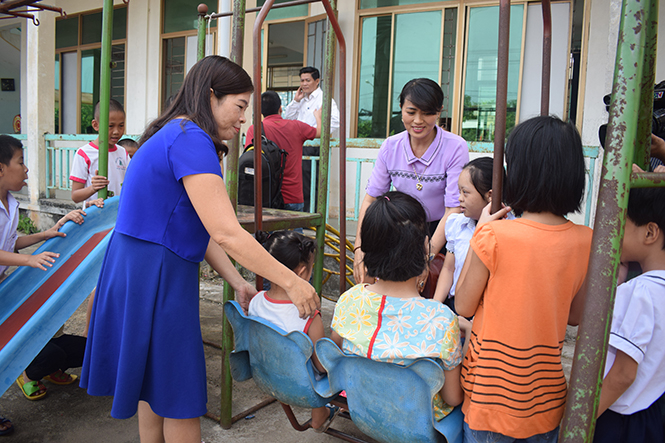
238, 126, 287, 209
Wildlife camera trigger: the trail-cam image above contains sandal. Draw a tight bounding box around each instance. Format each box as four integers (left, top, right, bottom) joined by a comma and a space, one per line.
16, 374, 47, 400
0, 417, 13, 436
44, 370, 78, 385
313, 405, 340, 433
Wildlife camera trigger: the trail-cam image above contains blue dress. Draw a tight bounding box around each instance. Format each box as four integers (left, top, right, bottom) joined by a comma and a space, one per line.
80, 119, 223, 419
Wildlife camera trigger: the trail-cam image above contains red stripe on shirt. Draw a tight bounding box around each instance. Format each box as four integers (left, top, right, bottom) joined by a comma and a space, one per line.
79, 150, 92, 170
366, 296, 387, 359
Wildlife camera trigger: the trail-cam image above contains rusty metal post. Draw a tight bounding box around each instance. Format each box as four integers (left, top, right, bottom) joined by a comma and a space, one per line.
559, 0, 659, 441
219, 0, 248, 430
490, 0, 510, 215
196, 4, 208, 61
540, 0, 551, 116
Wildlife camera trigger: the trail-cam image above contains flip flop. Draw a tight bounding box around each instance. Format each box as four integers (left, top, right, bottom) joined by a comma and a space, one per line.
16, 374, 47, 400
313, 405, 340, 433
0, 417, 13, 436
44, 370, 78, 385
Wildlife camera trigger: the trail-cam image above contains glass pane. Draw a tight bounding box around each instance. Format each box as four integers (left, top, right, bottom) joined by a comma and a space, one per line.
257, 0, 308, 21
163, 37, 186, 111
462, 5, 524, 142
56, 16, 78, 49
113, 7, 127, 40
439, 8, 457, 130
268, 21, 304, 67
357, 15, 392, 138
81, 11, 102, 45
360, 0, 449, 9
389, 10, 442, 135
307, 19, 327, 76
61, 51, 78, 133
163, 0, 217, 34
80, 45, 126, 134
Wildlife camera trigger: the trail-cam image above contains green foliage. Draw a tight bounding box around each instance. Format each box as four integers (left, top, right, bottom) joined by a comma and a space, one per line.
18, 213, 39, 235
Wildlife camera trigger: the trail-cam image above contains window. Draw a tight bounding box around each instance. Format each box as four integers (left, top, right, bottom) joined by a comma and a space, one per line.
55, 6, 127, 134
360, 0, 450, 9
258, 0, 308, 21
356, 8, 457, 138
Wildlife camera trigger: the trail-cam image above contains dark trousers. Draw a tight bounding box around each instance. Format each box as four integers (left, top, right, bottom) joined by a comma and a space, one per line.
25, 334, 86, 381
593, 399, 664, 443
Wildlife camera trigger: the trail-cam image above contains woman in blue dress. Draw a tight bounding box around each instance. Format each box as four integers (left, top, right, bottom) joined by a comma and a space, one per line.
80, 56, 319, 443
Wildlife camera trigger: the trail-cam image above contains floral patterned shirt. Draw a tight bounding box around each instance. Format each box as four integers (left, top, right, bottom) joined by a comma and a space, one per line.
331, 283, 462, 419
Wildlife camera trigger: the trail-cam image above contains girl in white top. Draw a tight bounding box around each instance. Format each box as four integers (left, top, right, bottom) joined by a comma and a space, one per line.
248, 230, 338, 433
433, 158, 510, 309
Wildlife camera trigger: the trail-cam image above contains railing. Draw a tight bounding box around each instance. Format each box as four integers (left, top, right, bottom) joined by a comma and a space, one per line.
9, 133, 600, 227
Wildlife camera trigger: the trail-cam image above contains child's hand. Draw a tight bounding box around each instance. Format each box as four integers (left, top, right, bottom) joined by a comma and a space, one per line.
458, 316, 473, 338
85, 198, 105, 209
44, 209, 87, 240
313, 107, 322, 119
27, 251, 60, 271
477, 201, 512, 229
90, 170, 110, 192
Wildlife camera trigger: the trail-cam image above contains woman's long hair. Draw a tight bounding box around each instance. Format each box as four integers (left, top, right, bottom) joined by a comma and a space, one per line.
139, 56, 253, 157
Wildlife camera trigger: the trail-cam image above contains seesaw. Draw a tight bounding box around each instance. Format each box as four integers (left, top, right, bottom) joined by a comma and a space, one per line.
0, 197, 119, 397
224, 300, 463, 443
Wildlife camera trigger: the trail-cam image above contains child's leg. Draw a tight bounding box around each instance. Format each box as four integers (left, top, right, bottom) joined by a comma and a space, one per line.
25, 339, 64, 381
311, 407, 329, 429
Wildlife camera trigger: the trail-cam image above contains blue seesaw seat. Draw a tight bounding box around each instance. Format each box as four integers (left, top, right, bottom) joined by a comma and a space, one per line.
224, 300, 463, 443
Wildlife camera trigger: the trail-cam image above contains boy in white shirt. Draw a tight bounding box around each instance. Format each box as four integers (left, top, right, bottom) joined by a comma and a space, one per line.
69, 99, 129, 207
594, 186, 665, 443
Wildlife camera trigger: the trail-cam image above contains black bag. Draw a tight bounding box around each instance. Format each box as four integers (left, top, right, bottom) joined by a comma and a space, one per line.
238, 126, 287, 209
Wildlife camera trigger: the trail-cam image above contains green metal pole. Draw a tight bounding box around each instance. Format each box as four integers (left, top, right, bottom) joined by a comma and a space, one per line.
559, 0, 658, 441
313, 0, 337, 296
197, 4, 208, 61
220, 0, 247, 430
97, 0, 114, 200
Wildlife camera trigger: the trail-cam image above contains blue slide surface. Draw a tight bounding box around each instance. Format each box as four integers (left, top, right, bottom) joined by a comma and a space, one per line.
0, 197, 119, 397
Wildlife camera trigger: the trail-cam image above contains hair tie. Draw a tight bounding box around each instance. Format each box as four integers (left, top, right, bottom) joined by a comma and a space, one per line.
384, 196, 390, 201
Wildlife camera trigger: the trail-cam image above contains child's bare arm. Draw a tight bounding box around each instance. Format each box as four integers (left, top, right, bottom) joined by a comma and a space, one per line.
0, 249, 59, 271
433, 252, 455, 303
14, 209, 86, 251
71, 170, 109, 203
454, 250, 488, 317
331, 330, 343, 348
596, 350, 637, 418
440, 364, 463, 407
307, 314, 326, 373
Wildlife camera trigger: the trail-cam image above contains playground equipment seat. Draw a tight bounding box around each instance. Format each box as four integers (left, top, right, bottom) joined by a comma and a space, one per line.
315, 338, 464, 443
223, 300, 335, 410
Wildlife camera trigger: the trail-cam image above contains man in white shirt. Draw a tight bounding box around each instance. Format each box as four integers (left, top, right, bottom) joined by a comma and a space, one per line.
283, 66, 340, 137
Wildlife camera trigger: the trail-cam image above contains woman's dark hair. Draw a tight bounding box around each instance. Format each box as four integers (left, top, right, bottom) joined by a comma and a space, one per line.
139, 56, 253, 157
504, 115, 585, 216
255, 230, 317, 271
627, 187, 665, 250
463, 157, 499, 201
361, 191, 429, 282
0, 135, 23, 166
398, 78, 444, 115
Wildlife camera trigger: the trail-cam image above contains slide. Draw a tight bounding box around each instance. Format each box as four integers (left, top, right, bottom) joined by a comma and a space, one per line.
0, 197, 119, 397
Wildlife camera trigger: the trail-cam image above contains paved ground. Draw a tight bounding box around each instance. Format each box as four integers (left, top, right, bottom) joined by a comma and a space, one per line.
1, 235, 577, 443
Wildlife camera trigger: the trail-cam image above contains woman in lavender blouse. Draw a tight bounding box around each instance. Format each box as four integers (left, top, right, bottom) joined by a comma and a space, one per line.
353, 78, 469, 284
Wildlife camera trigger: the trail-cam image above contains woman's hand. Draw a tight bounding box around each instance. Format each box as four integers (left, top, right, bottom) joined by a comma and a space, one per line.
285, 276, 319, 319
353, 248, 365, 284
234, 280, 258, 315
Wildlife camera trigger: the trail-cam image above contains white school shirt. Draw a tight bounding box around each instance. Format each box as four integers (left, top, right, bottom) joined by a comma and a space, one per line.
248, 291, 318, 334
603, 270, 665, 415
0, 192, 20, 278
283, 87, 340, 136
69, 142, 130, 205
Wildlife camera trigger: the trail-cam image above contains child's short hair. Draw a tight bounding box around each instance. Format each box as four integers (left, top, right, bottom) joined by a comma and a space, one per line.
94, 99, 125, 121
627, 187, 665, 249
464, 157, 500, 199
361, 191, 428, 282
0, 135, 23, 166
117, 138, 138, 150
255, 230, 316, 271
504, 115, 585, 216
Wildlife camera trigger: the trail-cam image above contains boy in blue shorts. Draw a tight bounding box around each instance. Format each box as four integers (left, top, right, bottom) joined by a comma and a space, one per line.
594, 186, 665, 443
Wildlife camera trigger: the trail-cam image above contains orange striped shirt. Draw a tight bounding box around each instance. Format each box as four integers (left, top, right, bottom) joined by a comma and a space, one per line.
461, 219, 592, 438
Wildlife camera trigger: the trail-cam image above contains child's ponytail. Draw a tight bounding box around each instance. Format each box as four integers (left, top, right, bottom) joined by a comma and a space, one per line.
255, 230, 317, 271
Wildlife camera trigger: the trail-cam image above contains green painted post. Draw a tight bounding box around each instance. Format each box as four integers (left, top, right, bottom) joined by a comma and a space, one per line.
220, 0, 247, 430
559, 0, 658, 441
97, 0, 114, 200
313, 0, 337, 295
197, 4, 208, 61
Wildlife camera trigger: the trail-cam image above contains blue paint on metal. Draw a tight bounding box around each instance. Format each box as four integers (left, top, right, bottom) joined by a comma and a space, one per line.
0, 197, 119, 397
